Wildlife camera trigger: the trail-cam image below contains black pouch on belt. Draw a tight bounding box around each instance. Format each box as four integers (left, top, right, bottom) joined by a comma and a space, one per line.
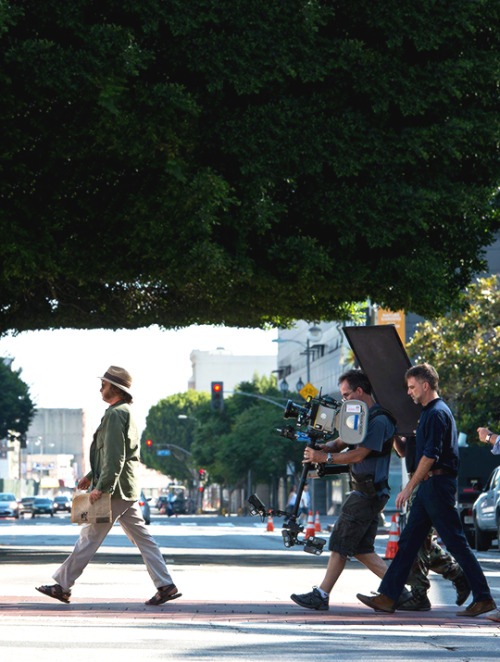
350, 474, 377, 498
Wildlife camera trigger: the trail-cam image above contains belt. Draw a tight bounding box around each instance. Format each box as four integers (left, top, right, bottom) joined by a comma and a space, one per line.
423, 468, 455, 481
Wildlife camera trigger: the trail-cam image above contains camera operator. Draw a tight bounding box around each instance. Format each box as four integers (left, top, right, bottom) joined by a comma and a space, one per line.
291, 369, 407, 611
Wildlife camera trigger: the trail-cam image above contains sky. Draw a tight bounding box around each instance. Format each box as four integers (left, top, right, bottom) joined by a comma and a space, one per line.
0, 325, 278, 434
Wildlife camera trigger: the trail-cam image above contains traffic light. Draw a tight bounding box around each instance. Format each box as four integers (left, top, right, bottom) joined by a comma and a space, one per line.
211, 381, 224, 411
199, 469, 207, 482
146, 439, 153, 447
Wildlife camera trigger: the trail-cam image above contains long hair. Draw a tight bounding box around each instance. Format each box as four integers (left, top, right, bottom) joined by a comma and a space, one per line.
109, 383, 133, 404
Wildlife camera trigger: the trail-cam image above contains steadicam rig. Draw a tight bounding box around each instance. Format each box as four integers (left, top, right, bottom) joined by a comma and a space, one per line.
248, 392, 369, 555
247, 493, 326, 555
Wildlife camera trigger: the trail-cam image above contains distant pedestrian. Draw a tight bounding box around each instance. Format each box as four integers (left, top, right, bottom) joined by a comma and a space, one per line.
298, 483, 310, 523
358, 363, 495, 617
286, 486, 297, 514
36, 366, 181, 606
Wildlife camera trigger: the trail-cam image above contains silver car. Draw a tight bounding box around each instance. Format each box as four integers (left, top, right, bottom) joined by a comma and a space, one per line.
0, 492, 19, 518
472, 465, 500, 550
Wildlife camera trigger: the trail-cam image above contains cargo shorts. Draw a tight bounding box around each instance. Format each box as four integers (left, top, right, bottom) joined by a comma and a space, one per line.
329, 491, 389, 557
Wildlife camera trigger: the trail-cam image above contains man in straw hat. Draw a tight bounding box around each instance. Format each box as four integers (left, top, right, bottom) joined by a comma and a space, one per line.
36, 366, 181, 606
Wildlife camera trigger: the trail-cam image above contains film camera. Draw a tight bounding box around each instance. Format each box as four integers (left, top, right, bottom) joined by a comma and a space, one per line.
280, 393, 368, 445
248, 393, 368, 555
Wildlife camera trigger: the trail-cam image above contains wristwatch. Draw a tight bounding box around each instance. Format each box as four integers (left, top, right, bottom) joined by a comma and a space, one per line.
485, 432, 493, 443
326, 452, 333, 463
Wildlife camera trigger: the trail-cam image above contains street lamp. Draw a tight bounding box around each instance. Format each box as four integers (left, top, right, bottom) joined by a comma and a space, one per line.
273, 325, 323, 385
178, 414, 199, 425
177, 415, 203, 513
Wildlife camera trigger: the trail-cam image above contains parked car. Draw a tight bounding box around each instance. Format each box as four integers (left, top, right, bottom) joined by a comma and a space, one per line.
472, 465, 500, 551
157, 487, 189, 516
32, 496, 54, 518
139, 492, 150, 525
0, 492, 19, 518
18, 496, 35, 517
53, 495, 72, 513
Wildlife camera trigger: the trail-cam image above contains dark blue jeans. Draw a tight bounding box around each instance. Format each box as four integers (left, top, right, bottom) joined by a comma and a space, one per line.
379, 475, 492, 603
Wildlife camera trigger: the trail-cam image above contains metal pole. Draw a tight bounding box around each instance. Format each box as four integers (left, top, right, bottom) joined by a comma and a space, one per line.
306, 338, 310, 383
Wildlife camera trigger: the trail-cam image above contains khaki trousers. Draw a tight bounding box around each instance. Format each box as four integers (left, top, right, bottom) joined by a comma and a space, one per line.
53, 498, 173, 591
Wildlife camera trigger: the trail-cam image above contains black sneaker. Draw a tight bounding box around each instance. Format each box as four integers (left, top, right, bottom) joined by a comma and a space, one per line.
453, 572, 471, 606
397, 593, 431, 611
291, 587, 329, 611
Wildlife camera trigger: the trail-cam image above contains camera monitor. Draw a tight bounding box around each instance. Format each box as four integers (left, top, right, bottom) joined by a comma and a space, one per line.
343, 325, 421, 436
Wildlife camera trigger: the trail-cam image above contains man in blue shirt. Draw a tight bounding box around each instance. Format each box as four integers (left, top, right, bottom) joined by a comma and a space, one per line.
291, 369, 400, 611
358, 363, 495, 617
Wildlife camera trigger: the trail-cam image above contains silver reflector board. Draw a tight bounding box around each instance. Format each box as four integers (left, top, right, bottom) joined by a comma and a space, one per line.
342, 325, 421, 436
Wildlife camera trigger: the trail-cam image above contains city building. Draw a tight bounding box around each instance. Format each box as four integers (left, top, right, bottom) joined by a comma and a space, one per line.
188, 348, 276, 393
274, 322, 346, 398
22, 408, 88, 493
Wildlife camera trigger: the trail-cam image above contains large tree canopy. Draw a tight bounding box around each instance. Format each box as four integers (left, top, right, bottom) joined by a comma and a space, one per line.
408, 275, 500, 438
1, 0, 500, 333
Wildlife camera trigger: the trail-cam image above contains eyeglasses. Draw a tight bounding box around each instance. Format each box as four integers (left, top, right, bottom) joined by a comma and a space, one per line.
341, 390, 355, 402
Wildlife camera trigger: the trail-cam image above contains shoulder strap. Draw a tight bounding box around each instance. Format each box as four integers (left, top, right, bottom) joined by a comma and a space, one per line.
366, 407, 397, 458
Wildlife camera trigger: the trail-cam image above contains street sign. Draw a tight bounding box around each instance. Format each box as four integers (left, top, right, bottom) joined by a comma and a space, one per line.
156, 449, 171, 456
299, 382, 319, 400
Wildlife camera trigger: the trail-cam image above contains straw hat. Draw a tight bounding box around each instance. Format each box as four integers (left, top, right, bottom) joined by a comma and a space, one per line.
98, 366, 133, 396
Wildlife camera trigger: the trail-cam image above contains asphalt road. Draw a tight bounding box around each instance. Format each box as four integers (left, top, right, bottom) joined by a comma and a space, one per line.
1, 512, 499, 661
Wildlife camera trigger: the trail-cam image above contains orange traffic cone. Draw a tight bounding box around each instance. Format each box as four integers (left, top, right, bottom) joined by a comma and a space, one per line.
314, 511, 322, 532
266, 513, 274, 532
305, 510, 316, 538
384, 514, 400, 560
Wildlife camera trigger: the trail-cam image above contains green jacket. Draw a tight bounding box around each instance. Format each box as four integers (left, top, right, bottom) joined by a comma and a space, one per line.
86, 401, 140, 500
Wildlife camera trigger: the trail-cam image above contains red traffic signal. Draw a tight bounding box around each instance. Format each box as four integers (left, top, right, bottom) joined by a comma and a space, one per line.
211, 381, 224, 411
146, 439, 153, 447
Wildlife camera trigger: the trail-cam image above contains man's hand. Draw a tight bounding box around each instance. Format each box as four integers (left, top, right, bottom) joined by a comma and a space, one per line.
477, 427, 494, 445
89, 489, 103, 505
77, 476, 91, 491
395, 484, 413, 510
303, 448, 328, 465
317, 440, 336, 452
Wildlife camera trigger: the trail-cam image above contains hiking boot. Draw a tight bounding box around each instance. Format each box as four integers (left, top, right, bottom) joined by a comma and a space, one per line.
452, 572, 471, 606
396, 593, 431, 611
395, 588, 412, 607
291, 587, 329, 611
